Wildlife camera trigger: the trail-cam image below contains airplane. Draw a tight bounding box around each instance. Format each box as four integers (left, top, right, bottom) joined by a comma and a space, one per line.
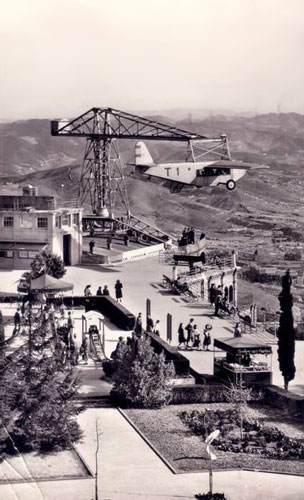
132, 141, 269, 192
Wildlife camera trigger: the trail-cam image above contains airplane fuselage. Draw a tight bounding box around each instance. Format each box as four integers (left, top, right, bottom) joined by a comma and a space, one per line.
135, 161, 246, 188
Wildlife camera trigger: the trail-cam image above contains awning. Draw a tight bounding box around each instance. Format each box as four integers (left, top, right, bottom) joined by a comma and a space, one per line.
214, 336, 272, 355
30, 274, 74, 293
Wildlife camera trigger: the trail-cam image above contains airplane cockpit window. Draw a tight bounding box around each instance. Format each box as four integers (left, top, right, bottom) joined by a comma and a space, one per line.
197, 167, 231, 177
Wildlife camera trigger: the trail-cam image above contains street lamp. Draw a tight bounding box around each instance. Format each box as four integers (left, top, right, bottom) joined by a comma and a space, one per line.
260, 307, 266, 330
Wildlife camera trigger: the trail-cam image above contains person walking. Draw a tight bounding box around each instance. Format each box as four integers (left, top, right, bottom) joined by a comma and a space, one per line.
234, 322, 242, 338
115, 279, 123, 302
185, 318, 195, 348
89, 239, 95, 254
96, 286, 102, 296
203, 324, 212, 351
178, 322, 186, 348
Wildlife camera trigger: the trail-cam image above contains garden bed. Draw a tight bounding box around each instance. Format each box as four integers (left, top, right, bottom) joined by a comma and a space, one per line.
0, 448, 91, 483
124, 402, 304, 474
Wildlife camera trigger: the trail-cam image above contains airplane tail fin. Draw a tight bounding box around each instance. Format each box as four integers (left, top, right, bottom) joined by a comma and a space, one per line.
135, 141, 154, 166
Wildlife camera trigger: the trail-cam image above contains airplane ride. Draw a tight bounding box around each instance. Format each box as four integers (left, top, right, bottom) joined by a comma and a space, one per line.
132, 141, 268, 192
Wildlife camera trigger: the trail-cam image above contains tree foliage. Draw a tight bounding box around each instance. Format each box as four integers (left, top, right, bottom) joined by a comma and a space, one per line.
111, 335, 175, 408
30, 250, 66, 279
277, 270, 296, 390
0, 301, 81, 454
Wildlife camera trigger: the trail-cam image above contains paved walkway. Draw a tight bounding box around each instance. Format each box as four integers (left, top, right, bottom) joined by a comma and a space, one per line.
0, 260, 304, 499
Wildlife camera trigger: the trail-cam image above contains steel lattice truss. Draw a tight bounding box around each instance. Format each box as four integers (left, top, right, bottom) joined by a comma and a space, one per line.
51, 107, 230, 216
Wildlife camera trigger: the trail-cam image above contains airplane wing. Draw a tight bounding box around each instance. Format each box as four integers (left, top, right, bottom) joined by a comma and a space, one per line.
202, 160, 269, 170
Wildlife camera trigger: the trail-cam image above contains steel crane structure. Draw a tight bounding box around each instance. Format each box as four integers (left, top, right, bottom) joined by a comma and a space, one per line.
51, 107, 231, 219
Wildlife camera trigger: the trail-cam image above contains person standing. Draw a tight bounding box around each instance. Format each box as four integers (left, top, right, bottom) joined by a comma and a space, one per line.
96, 286, 102, 296
124, 233, 129, 247
67, 311, 74, 334
107, 237, 112, 250
192, 325, 201, 350
203, 324, 212, 351
214, 286, 222, 316
84, 285, 92, 297
115, 280, 123, 302
81, 335, 89, 364
14, 309, 21, 334
135, 313, 143, 336
209, 284, 216, 308
234, 322, 242, 338
153, 320, 160, 336
103, 285, 110, 296
146, 315, 154, 333
89, 239, 95, 254
185, 318, 195, 348
178, 323, 186, 348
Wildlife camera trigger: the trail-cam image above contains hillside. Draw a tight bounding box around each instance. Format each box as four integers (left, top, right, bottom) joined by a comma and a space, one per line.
1, 112, 304, 239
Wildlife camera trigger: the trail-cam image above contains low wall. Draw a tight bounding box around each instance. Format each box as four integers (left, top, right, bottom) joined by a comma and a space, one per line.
172, 383, 226, 404
49, 295, 136, 331
108, 243, 164, 265
263, 385, 304, 419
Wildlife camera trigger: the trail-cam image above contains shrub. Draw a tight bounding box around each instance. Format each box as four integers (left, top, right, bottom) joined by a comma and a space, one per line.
111, 335, 175, 408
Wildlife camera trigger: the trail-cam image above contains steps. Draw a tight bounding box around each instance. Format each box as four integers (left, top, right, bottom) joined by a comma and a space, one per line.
114, 213, 176, 244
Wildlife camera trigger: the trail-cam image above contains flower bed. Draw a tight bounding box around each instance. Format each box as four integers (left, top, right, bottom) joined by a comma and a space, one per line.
180, 409, 304, 461
124, 402, 304, 474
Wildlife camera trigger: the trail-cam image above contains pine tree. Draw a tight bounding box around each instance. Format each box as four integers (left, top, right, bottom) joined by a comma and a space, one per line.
0, 297, 81, 454
277, 270, 296, 390
111, 335, 175, 408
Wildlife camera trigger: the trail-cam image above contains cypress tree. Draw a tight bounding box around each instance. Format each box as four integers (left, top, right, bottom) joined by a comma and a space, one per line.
277, 270, 296, 390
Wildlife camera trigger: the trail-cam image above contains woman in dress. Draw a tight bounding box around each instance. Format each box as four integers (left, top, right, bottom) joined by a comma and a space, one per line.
203, 324, 212, 351
178, 323, 186, 348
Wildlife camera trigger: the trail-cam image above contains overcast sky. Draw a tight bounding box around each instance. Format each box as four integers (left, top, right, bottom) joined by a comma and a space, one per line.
0, 0, 303, 119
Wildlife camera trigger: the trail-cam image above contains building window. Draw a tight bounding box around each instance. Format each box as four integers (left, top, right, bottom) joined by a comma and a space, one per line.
62, 214, 71, 226
73, 213, 79, 226
37, 217, 48, 229
19, 250, 28, 258
3, 216, 14, 227
55, 216, 62, 229
28, 250, 38, 259
0, 250, 13, 258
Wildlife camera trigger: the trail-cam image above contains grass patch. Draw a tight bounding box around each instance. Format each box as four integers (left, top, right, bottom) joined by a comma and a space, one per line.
125, 402, 304, 474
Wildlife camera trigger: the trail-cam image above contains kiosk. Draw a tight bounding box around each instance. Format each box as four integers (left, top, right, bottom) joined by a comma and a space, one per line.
214, 336, 272, 385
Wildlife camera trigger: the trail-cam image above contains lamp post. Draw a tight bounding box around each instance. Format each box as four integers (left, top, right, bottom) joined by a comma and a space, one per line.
205, 429, 220, 495
261, 307, 266, 330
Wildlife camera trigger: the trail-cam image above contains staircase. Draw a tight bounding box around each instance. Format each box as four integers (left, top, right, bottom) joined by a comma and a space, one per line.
114, 213, 176, 244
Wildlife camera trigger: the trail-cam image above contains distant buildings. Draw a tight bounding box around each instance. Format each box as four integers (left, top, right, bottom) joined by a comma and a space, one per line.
0, 185, 82, 269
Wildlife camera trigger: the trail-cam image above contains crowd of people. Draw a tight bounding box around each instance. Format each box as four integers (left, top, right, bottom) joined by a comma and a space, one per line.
177, 319, 213, 350
83, 280, 123, 301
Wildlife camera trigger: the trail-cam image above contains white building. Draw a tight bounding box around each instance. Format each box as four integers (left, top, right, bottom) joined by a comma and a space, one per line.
0, 185, 82, 269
